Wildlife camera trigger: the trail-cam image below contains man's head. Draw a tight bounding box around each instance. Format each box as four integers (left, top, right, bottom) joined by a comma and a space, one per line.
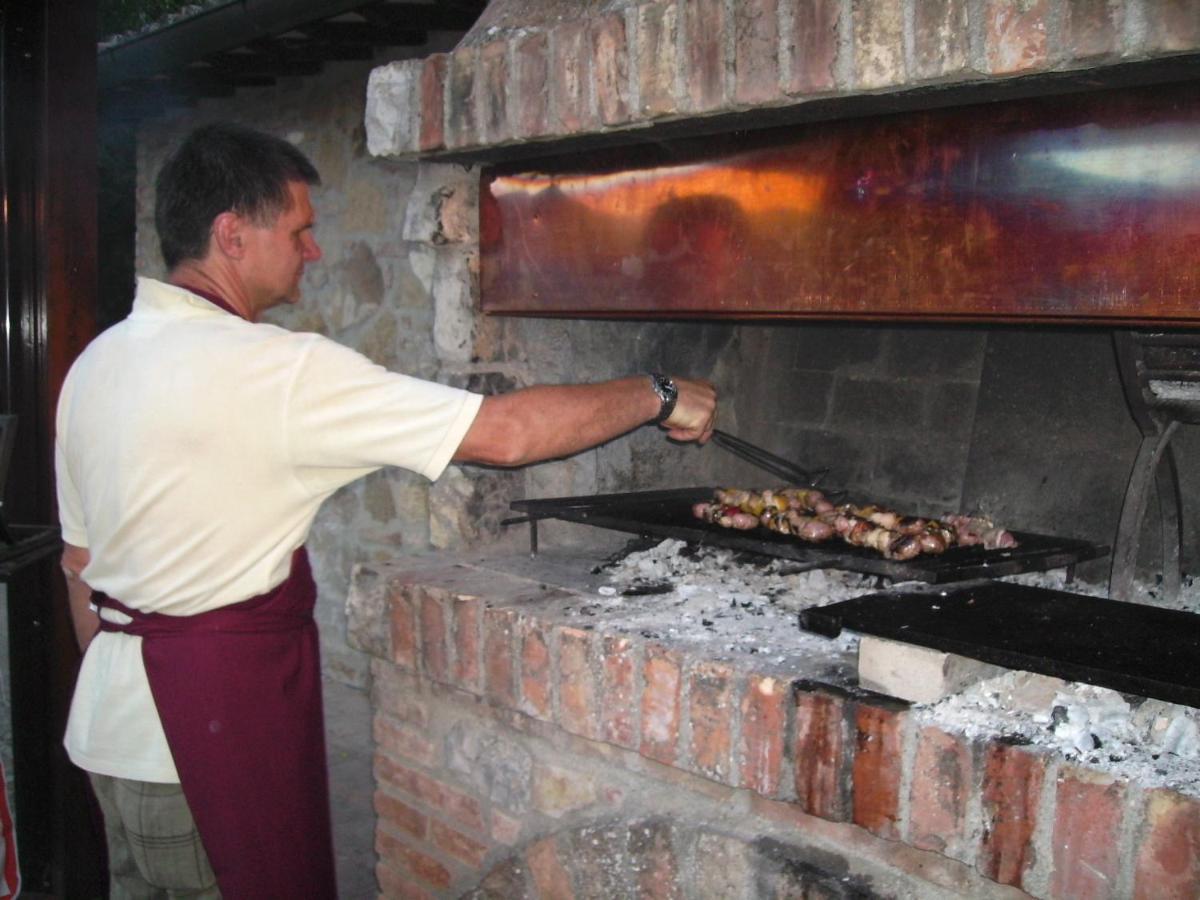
155, 123, 323, 315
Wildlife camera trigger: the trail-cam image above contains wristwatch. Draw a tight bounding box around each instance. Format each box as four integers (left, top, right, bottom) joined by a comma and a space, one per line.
649, 373, 678, 424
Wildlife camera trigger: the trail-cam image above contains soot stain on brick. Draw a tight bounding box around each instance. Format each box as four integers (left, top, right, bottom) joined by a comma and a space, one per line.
751, 836, 880, 898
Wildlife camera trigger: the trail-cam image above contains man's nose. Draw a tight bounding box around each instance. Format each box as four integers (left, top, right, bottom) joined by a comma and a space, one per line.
303, 233, 322, 262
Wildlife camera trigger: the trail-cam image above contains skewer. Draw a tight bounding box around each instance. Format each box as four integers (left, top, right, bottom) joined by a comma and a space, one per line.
711, 429, 827, 486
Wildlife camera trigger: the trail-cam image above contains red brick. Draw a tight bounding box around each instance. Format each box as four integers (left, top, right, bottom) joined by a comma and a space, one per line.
600, 635, 638, 749
434, 781, 485, 833
628, 819, 681, 900
786, 0, 840, 93
514, 31, 551, 137
420, 592, 448, 683
851, 0, 904, 89
641, 645, 683, 765
740, 674, 787, 796
477, 39, 511, 145
371, 666, 428, 727
476, 856, 530, 896
1142, 1, 1200, 53
491, 809, 523, 846
636, 2, 679, 117
390, 590, 418, 671
683, 0, 726, 111
375, 792, 428, 839
446, 45, 478, 148
376, 830, 451, 890
979, 741, 1046, 888
520, 618, 552, 719
852, 703, 905, 840
1051, 769, 1125, 899
418, 53, 447, 152
484, 607, 517, 707
452, 598, 482, 693
375, 752, 422, 797
557, 627, 599, 739
734, 0, 780, 106
591, 12, 630, 125
907, 727, 973, 860
431, 819, 489, 868
527, 836, 575, 899
985, 0, 1050, 75
378, 861, 435, 900
793, 690, 850, 820
374, 715, 436, 767
551, 20, 593, 134
912, 0, 970, 79
1063, 0, 1118, 60
687, 661, 735, 782
374, 755, 485, 832
1134, 789, 1200, 900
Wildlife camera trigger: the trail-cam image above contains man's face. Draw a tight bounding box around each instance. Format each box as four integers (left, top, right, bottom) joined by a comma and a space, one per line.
240, 180, 322, 317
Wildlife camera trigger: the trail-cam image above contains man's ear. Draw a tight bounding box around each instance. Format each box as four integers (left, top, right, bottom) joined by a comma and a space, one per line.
211, 211, 246, 260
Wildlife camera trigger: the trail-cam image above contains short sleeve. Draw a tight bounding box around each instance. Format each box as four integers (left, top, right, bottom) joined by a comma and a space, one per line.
285, 336, 483, 494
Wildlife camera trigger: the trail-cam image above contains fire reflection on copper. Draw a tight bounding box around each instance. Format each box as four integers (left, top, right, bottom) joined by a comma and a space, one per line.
481, 83, 1200, 323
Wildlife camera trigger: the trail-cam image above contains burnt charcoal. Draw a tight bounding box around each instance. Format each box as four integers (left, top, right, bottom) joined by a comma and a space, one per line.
1049, 705, 1069, 729
622, 581, 673, 596
702, 618, 714, 627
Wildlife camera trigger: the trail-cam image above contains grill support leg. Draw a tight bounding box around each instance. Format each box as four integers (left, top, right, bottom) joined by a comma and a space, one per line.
1110, 420, 1180, 603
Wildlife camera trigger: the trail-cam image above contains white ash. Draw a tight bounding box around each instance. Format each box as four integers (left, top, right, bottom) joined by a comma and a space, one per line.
918, 672, 1200, 796
573, 540, 865, 666
583, 540, 1200, 792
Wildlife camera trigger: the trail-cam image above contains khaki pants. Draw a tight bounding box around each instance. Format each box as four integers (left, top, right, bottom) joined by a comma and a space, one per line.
88, 773, 220, 899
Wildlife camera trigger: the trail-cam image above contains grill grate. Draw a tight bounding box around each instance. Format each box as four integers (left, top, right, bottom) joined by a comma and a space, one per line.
509, 488, 1108, 585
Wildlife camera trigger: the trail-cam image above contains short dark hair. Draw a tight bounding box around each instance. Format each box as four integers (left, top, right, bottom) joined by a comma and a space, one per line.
154, 122, 320, 269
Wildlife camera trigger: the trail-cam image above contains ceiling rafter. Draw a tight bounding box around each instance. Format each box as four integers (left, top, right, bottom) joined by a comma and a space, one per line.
100, 0, 487, 122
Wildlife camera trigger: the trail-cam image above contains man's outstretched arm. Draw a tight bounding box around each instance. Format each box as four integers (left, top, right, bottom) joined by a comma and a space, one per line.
454, 375, 717, 467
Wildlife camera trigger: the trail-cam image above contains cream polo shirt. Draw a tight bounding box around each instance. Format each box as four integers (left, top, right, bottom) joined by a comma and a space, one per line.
55, 277, 482, 781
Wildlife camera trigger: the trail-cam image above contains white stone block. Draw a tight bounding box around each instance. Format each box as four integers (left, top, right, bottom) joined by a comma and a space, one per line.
402, 163, 480, 244
432, 250, 477, 363
858, 635, 1007, 704
365, 61, 420, 157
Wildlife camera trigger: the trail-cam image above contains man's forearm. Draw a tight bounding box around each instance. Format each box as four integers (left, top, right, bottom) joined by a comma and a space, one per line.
62, 543, 99, 652
455, 377, 662, 466
68, 578, 99, 651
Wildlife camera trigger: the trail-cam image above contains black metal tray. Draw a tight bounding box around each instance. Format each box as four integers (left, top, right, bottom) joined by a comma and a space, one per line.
800, 582, 1200, 707
509, 488, 1107, 584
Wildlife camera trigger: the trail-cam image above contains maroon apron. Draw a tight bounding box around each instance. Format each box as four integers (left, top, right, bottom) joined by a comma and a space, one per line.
95, 548, 336, 899
94, 286, 336, 898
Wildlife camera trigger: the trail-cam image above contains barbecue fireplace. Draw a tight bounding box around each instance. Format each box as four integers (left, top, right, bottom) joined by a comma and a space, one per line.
354, 1, 1200, 896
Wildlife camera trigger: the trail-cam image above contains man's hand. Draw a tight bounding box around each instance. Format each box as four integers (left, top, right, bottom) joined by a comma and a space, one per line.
661, 377, 717, 444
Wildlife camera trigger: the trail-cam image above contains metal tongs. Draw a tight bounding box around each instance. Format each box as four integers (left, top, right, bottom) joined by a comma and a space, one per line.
711, 428, 841, 497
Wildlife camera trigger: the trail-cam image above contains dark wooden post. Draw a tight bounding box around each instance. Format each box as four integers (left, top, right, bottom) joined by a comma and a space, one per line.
1, 0, 104, 894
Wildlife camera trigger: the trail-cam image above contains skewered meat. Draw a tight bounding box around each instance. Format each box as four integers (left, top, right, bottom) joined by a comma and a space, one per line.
694, 487, 1017, 560
942, 514, 1017, 550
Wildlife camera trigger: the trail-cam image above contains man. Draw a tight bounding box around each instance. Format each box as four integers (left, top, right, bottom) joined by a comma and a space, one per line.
55, 122, 716, 898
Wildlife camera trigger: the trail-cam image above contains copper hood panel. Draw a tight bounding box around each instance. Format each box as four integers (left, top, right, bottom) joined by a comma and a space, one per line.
480, 82, 1200, 324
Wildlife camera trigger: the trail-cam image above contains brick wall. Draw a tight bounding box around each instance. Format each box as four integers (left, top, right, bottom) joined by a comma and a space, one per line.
350, 558, 1200, 898
366, 0, 1200, 160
